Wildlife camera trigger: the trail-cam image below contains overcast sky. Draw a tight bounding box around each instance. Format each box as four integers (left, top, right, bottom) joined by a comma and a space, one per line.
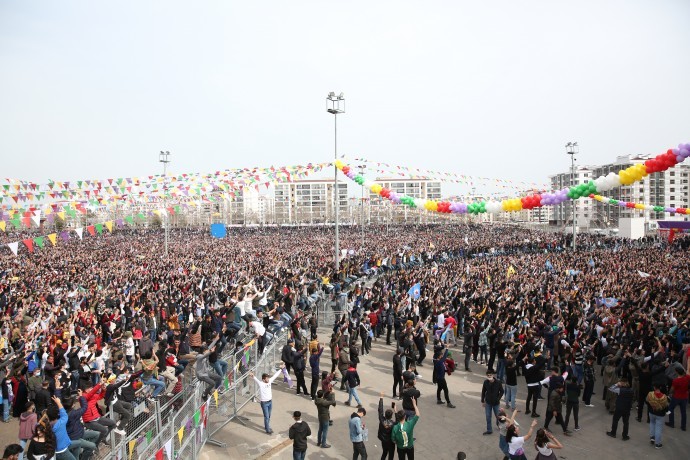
1, 0, 689, 196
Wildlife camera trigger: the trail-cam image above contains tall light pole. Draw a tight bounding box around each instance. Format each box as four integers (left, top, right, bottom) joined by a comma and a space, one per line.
566, 142, 578, 250
159, 150, 171, 257
327, 92, 345, 279
358, 164, 365, 250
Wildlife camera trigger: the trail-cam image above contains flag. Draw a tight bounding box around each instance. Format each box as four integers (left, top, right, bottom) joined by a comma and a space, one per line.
199, 277, 205, 291
155, 448, 164, 460
407, 282, 421, 300
545, 260, 554, 271
177, 427, 184, 445
596, 297, 619, 308
7, 242, 18, 256
193, 410, 201, 427
128, 440, 136, 459
506, 266, 516, 277
637, 270, 650, 278
213, 390, 219, 406
164, 439, 172, 460
282, 367, 294, 388
75, 227, 83, 240
47, 233, 57, 246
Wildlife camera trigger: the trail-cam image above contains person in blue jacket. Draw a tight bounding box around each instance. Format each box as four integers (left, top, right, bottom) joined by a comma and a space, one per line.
46, 395, 75, 460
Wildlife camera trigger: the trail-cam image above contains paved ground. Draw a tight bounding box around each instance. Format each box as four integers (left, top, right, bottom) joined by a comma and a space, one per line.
201, 327, 689, 460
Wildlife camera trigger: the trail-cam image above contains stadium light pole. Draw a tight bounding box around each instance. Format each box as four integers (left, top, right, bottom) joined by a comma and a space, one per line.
566, 142, 578, 250
327, 92, 345, 279
358, 164, 365, 250
159, 150, 171, 257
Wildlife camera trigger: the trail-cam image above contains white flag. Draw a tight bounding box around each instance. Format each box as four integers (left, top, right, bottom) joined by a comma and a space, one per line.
637, 270, 650, 278
7, 242, 18, 256
75, 227, 83, 240
31, 215, 41, 227
164, 438, 172, 460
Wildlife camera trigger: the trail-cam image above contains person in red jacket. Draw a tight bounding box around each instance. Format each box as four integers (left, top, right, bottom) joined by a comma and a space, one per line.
81, 382, 120, 446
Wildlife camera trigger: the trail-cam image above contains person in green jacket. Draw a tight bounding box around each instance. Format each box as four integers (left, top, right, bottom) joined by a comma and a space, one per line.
391, 396, 420, 459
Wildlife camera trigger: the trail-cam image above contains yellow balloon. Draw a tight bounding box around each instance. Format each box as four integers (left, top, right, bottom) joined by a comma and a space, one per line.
371, 184, 382, 193
634, 203, 645, 210
501, 200, 510, 211
334, 159, 344, 169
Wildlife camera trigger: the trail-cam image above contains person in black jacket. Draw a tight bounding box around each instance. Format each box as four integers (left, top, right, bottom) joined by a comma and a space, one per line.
288, 410, 311, 460
281, 339, 295, 376
481, 369, 504, 435
393, 348, 403, 399
606, 377, 634, 440
292, 346, 309, 397
62, 393, 99, 460
433, 344, 456, 408
523, 355, 547, 417
378, 394, 396, 460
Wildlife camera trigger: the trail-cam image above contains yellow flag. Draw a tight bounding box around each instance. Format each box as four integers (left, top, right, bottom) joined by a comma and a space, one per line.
213, 390, 219, 406
177, 427, 184, 445
128, 440, 136, 459
57, 211, 65, 220
507, 266, 516, 277
153, 210, 161, 217
0, 221, 5, 232
105, 221, 113, 232
48, 233, 57, 246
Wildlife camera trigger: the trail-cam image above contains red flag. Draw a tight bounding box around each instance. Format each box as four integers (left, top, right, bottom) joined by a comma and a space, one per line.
668, 228, 676, 244
87, 225, 96, 236
22, 216, 32, 228
23, 239, 34, 253
155, 448, 164, 460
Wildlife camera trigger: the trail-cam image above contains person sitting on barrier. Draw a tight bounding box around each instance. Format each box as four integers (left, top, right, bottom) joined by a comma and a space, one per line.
208, 342, 229, 388
136, 352, 165, 398
155, 341, 178, 395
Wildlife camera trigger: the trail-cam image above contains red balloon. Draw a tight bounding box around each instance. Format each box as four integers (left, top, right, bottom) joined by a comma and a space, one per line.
676, 208, 685, 214
626, 202, 635, 208
342, 166, 350, 174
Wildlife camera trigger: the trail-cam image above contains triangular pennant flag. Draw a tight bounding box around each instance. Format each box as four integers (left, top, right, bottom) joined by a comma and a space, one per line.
31, 215, 40, 227
95, 223, 103, 234
193, 410, 200, 427
105, 221, 113, 232
146, 430, 152, 444
75, 227, 83, 240
87, 225, 95, 236
7, 242, 18, 256
57, 211, 65, 220
47, 233, 57, 246
125, 216, 134, 224
177, 427, 184, 445
23, 238, 34, 253
213, 390, 219, 406
155, 448, 164, 460
223, 376, 229, 390
0, 221, 5, 232
34, 236, 44, 249
164, 438, 172, 460
128, 439, 136, 459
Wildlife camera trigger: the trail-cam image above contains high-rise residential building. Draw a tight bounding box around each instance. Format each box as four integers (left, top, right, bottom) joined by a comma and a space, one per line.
366, 177, 443, 223
549, 165, 595, 229
549, 155, 690, 230
273, 180, 348, 224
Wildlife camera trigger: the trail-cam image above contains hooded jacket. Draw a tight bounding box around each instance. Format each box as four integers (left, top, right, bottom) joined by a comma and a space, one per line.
349, 413, 364, 442
314, 394, 336, 423
288, 420, 311, 452
19, 411, 37, 440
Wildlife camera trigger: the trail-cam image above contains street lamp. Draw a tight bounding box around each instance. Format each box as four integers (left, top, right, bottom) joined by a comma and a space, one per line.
565, 142, 578, 250
358, 164, 365, 250
327, 92, 345, 279
159, 150, 171, 257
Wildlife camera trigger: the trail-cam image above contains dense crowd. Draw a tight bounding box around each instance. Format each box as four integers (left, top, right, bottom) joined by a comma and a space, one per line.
0, 223, 688, 459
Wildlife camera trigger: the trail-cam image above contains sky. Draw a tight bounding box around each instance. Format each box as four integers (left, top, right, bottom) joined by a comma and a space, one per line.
1, 0, 689, 197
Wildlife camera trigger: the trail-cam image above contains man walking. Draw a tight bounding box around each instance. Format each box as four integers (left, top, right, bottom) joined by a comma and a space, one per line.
544, 383, 571, 436
481, 369, 503, 435
314, 390, 335, 448
349, 406, 368, 460
250, 363, 285, 434
288, 410, 311, 460
393, 347, 404, 399
345, 362, 362, 407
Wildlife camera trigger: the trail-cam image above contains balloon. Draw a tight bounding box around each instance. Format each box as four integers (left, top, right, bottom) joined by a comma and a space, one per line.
334, 159, 344, 169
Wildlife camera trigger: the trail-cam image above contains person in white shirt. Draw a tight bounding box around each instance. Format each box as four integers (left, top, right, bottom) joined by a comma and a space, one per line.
250, 363, 285, 434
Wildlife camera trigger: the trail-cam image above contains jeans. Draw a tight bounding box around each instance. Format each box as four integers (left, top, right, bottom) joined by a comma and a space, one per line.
19, 439, 27, 460
649, 413, 664, 444
293, 450, 306, 460
260, 400, 273, 432
484, 403, 500, 432
352, 441, 367, 460
85, 417, 117, 445
68, 436, 97, 460
381, 439, 395, 460
347, 387, 362, 406
55, 449, 77, 460
496, 358, 506, 382
610, 410, 630, 437
212, 360, 229, 379
2, 399, 9, 421
499, 434, 509, 455
142, 376, 166, 396
113, 400, 133, 429
668, 397, 687, 429
573, 364, 584, 385
564, 401, 579, 430
318, 419, 330, 445
199, 373, 222, 398
504, 384, 517, 410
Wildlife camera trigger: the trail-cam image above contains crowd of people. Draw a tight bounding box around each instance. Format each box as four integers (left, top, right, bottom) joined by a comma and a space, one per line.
0, 223, 688, 459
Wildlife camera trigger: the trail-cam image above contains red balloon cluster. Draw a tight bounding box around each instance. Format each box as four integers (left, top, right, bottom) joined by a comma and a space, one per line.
380, 188, 391, 198
626, 202, 636, 208
342, 166, 351, 175
645, 149, 678, 173
520, 194, 543, 210
437, 202, 452, 213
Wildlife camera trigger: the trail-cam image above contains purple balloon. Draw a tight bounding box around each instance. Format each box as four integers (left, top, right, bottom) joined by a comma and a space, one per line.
619, 201, 627, 207
459, 203, 468, 213
665, 207, 675, 213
